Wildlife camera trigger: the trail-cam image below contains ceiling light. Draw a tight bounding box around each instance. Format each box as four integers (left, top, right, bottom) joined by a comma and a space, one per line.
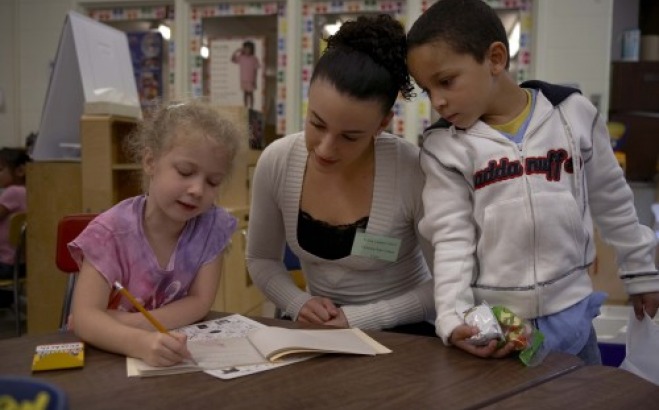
157, 24, 171, 40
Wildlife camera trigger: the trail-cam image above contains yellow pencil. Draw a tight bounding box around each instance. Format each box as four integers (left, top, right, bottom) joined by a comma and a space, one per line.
113, 281, 197, 365
113, 281, 169, 333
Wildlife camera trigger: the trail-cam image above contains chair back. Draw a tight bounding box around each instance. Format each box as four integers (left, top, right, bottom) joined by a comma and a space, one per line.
283, 243, 301, 271
273, 244, 305, 319
56, 213, 97, 330
8, 212, 27, 249
0, 212, 27, 336
56, 214, 97, 273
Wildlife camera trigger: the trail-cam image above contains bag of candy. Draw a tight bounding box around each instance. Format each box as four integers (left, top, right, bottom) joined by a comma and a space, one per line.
463, 302, 504, 346
491, 305, 547, 366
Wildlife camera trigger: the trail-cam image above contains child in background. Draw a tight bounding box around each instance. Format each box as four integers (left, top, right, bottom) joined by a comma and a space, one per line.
0, 147, 30, 281
231, 40, 261, 109
69, 101, 243, 367
407, 0, 658, 364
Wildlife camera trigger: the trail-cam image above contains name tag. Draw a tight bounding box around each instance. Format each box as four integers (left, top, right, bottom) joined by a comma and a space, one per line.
351, 230, 401, 262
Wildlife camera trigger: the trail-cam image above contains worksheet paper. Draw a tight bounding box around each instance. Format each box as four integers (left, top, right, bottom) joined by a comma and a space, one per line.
126, 314, 313, 379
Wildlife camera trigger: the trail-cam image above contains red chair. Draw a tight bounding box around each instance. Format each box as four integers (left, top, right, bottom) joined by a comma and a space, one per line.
56, 214, 97, 331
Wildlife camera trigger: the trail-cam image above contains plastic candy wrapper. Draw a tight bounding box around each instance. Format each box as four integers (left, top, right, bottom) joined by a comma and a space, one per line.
463, 302, 504, 346
491, 305, 547, 367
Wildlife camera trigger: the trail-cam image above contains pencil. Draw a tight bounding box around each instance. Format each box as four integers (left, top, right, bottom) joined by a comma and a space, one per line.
113, 281, 169, 333
113, 281, 197, 365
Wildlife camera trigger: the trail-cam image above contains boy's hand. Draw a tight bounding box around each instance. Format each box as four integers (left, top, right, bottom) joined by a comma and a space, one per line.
630, 292, 659, 320
449, 324, 516, 359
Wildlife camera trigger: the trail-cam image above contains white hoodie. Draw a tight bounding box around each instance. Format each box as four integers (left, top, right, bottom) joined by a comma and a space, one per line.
419, 81, 658, 343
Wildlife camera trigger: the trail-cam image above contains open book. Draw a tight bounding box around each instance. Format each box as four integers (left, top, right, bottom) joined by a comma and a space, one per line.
127, 321, 391, 378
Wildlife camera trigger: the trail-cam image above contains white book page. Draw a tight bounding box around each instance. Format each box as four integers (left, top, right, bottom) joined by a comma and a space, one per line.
188, 337, 268, 369
248, 327, 391, 361
126, 357, 199, 377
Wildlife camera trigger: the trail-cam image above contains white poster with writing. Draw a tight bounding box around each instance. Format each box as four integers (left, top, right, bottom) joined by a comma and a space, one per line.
210, 37, 265, 113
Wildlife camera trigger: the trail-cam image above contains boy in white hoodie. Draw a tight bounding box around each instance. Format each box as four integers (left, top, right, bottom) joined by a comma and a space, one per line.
407, 0, 658, 364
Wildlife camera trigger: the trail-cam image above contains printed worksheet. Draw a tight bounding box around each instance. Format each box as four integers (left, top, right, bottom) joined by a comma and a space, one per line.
176, 314, 266, 341
177, 314, 315, 380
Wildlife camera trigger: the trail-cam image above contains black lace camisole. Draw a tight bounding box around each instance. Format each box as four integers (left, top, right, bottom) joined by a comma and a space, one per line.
297, 210, 369, 260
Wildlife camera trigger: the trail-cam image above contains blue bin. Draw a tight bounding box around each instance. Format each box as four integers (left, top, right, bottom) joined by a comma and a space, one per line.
598, 342, 626, 367
0, 376, 69, 410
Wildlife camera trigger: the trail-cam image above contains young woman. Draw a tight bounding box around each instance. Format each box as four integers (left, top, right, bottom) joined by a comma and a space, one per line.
247, 14, 436, 336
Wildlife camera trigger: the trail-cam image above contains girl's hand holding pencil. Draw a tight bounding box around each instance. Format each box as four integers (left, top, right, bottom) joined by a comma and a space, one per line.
114, 281, 195, 367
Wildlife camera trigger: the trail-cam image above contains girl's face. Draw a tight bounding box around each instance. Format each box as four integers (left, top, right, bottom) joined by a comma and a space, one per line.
304, 79, 392, 174
407, 41, 496, 129
0, 162, 22, 188
143, 131, 230, 227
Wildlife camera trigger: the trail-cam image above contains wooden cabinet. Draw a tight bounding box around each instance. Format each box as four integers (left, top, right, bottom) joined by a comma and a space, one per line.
608, 62, 659, 182
26, 162, 82, 334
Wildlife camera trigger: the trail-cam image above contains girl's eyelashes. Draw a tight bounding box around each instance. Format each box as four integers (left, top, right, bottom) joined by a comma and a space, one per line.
310, 121, 325, 130
177, 168, 194, 177
206, 178, 222, 187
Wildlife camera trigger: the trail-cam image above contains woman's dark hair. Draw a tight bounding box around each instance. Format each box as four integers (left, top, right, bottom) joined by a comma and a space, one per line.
0, 147, 31, 171
311, 14, 414, 114
407, 0, 510, 70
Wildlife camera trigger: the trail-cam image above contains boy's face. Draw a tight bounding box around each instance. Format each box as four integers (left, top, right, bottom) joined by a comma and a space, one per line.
408, 41, 496, 129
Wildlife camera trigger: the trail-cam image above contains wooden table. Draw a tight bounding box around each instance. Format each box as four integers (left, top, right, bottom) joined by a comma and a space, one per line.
0, 314, 587, 409
483, 365, 659, 409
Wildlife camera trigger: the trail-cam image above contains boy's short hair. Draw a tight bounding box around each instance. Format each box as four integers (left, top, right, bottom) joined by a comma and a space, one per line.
407, 0, 510, 69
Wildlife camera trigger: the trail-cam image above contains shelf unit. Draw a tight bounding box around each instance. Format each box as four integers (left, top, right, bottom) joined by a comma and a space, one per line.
80, 115, 141, 213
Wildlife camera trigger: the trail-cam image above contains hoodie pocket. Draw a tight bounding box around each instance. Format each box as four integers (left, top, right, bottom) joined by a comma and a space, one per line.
533, 191, 585, 281
479, 197, 533, 288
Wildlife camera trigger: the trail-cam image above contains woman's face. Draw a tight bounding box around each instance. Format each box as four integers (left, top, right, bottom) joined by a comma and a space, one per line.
304, 79, 392, 174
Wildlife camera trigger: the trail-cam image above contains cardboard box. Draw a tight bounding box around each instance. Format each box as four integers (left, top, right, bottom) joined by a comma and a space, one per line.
588, 231, 629, 305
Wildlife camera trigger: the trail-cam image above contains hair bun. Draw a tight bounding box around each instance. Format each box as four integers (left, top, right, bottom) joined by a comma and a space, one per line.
325, 14, 413, 100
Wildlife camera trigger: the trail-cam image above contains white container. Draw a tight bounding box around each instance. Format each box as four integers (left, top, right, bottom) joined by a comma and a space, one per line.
622, 29, 641, 61
594, 305, 659, 343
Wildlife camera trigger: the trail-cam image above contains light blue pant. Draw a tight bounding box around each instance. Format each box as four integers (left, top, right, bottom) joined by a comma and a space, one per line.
576, 326, 602, 365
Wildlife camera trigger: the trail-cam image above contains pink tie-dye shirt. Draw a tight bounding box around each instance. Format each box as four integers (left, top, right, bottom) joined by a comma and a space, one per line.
68, 195, 236, 311
0, 185, 27, 265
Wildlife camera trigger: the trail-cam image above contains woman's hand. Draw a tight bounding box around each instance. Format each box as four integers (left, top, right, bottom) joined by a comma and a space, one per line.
297, 296, 339, 325
138, 332, 193, 367
323, 308, 349, 328
449, 324, 516, 359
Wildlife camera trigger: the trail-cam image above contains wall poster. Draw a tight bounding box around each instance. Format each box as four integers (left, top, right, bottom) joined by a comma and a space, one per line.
211, 37, 265, 112
127, 31, 164, 111
211, 36, 266, 148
